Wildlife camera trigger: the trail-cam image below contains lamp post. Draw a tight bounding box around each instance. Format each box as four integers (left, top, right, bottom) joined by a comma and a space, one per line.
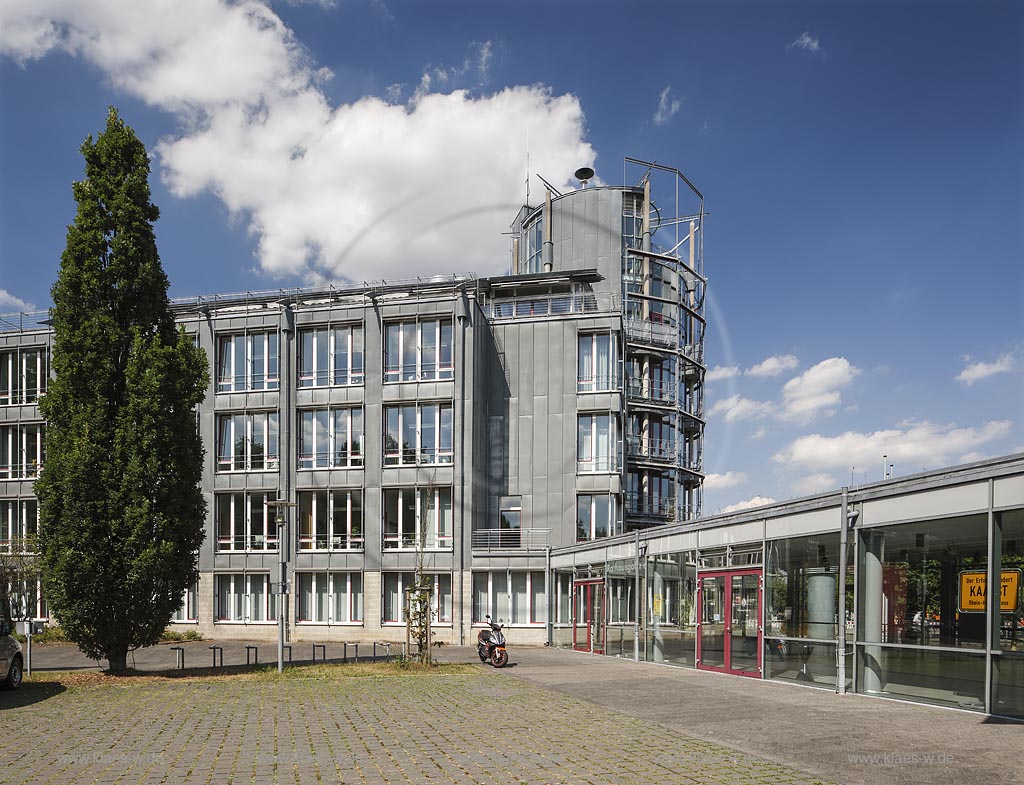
266, 499, 297, 674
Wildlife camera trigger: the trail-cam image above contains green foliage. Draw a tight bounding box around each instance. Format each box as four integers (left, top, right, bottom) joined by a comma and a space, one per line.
35, 107, 209, 675
159, 628, 204, 642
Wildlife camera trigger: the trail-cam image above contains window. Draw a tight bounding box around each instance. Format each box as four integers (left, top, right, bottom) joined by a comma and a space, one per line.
215, 331, 279, 392
172, 581, 199, 622
298, 407, 363, 469
298, 325, 365, 387
576, 495, 615, 541
383, 487, 453, 550
297, 490, 363, 551
215, 412, 278, 472
473, 571, 546, 625
382, 572, 452, 624
6, 578, 46, 621
296, 572, 363, 623
384, 403, 453, 466
522, 214, 543, 274
626, 470, 676, 518
577, 414, 616, 473
0, 423, 45, 479
0, 499, 37, 553
578, 334, 616, 392
384, 318, 454, 382
214, 574, 277, 622
0, 347, 48, 405
214, 492, 279, 551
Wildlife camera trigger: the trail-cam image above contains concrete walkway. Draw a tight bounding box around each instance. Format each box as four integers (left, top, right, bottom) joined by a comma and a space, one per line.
18, 640, 1024, 785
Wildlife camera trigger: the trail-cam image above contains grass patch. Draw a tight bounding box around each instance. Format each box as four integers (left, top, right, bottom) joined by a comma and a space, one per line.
25, 660, 477, 690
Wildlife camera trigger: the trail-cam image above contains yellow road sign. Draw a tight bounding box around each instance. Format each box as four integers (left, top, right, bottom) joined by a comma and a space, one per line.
958, 569, 1021, 613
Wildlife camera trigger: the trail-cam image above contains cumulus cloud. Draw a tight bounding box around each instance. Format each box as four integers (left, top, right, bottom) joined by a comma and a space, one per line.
720, 495, 777, 514
773, 419, 1013, 471
653, 86, 681, 126
956, 353, 1015, 385
706, 365, 740, 383
704, 471, 748, 491
779, 357, 859, 422
746, 353, 798, 378
791, 472, 837, 496
0, 1, 594, 284
707, 394, 773, 423
0, 289, 35, 312
787, 31, 822, 55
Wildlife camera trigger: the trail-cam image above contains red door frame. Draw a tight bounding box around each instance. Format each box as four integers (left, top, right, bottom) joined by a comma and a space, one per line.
572, 579, 605, 654
696, 568, 762, 677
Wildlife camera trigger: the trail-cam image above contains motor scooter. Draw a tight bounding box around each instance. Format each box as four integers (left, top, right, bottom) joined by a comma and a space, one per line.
477, 615, 508, 667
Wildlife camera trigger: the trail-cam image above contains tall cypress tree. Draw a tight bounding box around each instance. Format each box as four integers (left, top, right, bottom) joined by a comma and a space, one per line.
36, 108, 208, 674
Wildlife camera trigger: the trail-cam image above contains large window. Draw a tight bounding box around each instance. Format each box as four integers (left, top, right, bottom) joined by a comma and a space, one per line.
577, 414, 616, 473
215, 412, 279, 472
576, 494, 615, 541
172, 581, 199, 623
298, 407, 363, 469
473, 571, 546, 625
521, 213, 543, 274
382, 572, 452, 624
296, 572, 364, 624
626, 470, 676, 519
0, 423, 44, 479
578, 333, 616, 392
384, 403, 453, 466
0, 498, 37, 553
297, 490, 363, 551
216, 331, 279, 392
382, 487, 453, 550
0, 347, 48, 405
214, 574, 277, 622
298, 325, 364, 388
384, 318, 454, 382
214, 492, 279, 552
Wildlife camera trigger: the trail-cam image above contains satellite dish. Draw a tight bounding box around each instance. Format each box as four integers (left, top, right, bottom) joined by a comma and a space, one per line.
574, 167, 595, 186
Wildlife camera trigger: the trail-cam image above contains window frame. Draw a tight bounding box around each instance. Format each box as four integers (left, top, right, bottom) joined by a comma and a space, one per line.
382, 572, 453, 625
215, 330, 279, 393
383, 402, 453, 466
215, 412, 279, 473
0, 422, 45, 479
472, 570, 547, 626
214, 491, 279, 552
382, 486, 453, 551
297, 324, 365, 388
383, 318, 455, 383
297, 489, 364, 551
297, 406, 364, 470
295, 571, 364, 624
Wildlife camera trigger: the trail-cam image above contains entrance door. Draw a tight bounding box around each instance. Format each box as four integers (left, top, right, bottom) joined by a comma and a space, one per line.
697, 569, 761, 676
572, 579, 605, 654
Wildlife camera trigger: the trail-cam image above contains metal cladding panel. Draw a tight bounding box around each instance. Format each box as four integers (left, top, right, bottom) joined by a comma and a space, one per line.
698, 521, 764, 548
647, 531, 698, 555
860, 481, 989, 527
994, 474, 1024, 508
765, 507, 841, 539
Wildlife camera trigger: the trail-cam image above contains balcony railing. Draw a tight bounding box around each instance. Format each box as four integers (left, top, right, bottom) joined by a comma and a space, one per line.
488, 293, 617, 321
576, 374, 621, 394
297, 534, 365, 551
382, 533, 453, 550
624, 318, 677, 349
624, 493, 676, 520
626, 437, 677, 464
576, 454, 618, 474
471, 528, 551, 551
626, 380, 675, 406
215, 535, 280, 552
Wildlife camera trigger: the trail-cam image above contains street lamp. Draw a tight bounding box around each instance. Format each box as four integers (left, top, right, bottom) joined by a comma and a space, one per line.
266, 499, 297, 674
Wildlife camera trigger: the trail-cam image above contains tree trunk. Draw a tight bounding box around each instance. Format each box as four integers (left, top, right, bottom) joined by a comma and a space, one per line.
107, 646, 129, 675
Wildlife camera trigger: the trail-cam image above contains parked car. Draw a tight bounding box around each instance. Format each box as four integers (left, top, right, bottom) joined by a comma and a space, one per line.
0, 606, 24, 689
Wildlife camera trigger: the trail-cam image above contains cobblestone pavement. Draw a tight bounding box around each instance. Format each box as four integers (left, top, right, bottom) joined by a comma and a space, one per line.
1, 662, 831, 785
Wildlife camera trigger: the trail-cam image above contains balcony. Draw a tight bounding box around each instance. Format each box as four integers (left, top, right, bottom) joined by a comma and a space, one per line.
215, 535, 280, 552
488, 292, 617, 321
626, 437, 677, 467
624, 493, 676, 521
624, 318, 677, 350
471, 528, 551, 552
626, 379, 675, 407
382, 533, 453, 551
296, 534, 365, 552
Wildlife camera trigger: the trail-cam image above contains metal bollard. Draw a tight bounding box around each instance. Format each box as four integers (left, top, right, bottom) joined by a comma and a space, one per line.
245, 644, 258, 666
353, 643, 359, 662
170, 646, 184, 670
282, 644, 292, 663
373, 641, 377, 661
385, 642, 392, 662
343, 642, 348, 663
209, 645, 223, 668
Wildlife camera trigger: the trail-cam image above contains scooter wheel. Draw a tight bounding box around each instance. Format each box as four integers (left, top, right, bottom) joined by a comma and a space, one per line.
491, 648, 508, 668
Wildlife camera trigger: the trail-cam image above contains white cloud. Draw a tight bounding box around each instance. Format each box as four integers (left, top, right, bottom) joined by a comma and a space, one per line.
956, 353, 1015, 386
773, 419, 1014, 472
791, 472, 837, 496
0, 289, 35, 312
779, 357, 859, 422
0, 2, 594, 284
787, 31, 822, 55
706, 365, 740, 382
746, 353, 798, 378
707, 394, 773, 423
704, 471, 748, 491
653, 86, 680, 126
959, 451, 986, 464
751, 427, 768, 441
720, 495, 777, 514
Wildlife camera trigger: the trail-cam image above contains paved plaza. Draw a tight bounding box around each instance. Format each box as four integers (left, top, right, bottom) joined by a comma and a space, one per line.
0, 641, 1021, 785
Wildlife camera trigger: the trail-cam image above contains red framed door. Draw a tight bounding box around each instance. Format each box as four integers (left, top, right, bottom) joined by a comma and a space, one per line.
572, 579, 605, 654
697, 569, 762, 676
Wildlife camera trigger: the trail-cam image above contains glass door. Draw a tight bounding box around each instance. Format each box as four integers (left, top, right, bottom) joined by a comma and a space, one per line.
697, 569, 762, 676
573, 579, 606, 654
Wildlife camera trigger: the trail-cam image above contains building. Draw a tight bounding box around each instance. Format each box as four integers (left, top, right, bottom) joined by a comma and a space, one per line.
551, 453, 1024, 719
1, 158, 706, 648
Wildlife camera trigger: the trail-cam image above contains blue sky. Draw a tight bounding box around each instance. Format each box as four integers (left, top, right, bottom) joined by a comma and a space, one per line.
1, 0, 1021, 512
